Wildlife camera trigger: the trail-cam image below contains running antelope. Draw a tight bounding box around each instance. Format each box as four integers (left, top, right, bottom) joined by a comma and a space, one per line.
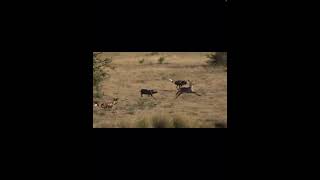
175, 80, 201, 99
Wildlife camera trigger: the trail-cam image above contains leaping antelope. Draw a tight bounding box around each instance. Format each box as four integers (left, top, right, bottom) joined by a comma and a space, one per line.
175, 80, 201, 99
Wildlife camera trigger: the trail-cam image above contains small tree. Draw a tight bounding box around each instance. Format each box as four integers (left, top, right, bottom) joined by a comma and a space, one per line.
93, 52, 112, 98
158, 56, 165, 64
206, 52, 227, 67
138, 58, 145, 64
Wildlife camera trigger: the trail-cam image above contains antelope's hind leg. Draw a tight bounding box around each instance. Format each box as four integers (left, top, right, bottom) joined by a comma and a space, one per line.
176, 92, 182, 99
193, 92, 201, 96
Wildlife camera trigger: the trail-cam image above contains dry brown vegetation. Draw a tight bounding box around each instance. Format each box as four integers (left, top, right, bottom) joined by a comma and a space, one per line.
93, 52, 227, 128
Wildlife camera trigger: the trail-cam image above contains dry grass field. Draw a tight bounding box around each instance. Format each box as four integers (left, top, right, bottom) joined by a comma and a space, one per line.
93, 52, 227, 128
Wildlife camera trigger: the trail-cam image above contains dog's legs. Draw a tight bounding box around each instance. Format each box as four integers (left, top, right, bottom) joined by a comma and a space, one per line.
151, 94, 156, 99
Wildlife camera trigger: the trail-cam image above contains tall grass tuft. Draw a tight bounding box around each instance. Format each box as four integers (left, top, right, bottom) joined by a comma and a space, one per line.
136, 114, 196, 128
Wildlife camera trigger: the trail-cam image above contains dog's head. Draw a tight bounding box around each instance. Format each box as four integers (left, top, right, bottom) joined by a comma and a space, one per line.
151, 90, 158, 94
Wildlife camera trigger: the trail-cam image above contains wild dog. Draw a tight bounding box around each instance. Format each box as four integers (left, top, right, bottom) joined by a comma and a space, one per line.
94, 98, 119, 110
175, 80, 201, 99
94, 101, 99, 107
140, 89, 158, 99
169, 79, 188, 89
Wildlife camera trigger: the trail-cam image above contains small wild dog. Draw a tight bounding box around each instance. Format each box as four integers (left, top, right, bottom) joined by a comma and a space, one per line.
140, 89, 158, 99
175, 80, 201, 99
169, 79, 187, 89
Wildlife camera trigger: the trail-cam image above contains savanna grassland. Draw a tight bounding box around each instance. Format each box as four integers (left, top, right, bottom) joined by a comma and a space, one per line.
93, 52, 227, 128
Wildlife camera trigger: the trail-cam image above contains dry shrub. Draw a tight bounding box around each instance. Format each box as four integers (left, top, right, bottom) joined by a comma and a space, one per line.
172, 115, 198, 128
214, 121, 227, 128
158, 57, 165, 64
138, 58, 145, 64
136, 113, 197, 128
150, 114, 172, 128
147, 52, 159, 56
136, 98, 157, 110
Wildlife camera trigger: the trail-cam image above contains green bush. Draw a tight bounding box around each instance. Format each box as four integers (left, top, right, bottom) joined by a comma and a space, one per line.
158, 57, 165, 64
138, 58, 145, 64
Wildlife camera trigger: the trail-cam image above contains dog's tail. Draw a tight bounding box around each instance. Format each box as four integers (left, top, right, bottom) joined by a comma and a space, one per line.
168, 79, 174, 83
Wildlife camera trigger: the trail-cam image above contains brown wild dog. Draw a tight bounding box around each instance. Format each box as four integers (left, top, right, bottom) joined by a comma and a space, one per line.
94, 98, 119, 110
140, 89, 157, 99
